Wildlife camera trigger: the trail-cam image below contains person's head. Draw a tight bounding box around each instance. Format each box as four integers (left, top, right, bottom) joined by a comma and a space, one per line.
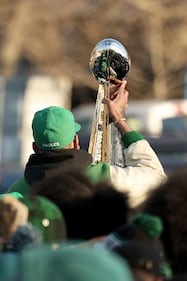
31, 169, 130, 240
95, 213, 164, 251
32, 106, 81, 152
114, 240, 172, 281
142, 168, 187, 275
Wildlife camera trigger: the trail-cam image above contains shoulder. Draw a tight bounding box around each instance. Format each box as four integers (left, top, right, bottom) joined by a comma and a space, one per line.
85, 162, 110, 183
7, 177, 30, 196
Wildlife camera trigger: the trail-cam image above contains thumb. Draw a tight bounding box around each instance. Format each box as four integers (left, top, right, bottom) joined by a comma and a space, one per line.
122, 80, 127, 88
102, 97, 110, 104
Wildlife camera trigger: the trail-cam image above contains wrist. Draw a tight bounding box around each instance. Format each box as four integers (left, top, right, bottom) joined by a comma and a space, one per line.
114, 117, 127, 126
113, 117, 132, 135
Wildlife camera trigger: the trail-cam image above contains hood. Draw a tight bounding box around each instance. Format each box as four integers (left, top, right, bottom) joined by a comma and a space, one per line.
24, 149, 92, 185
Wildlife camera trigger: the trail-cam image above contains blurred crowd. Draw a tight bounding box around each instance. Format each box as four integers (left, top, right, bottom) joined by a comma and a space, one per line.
0, 79, 187, 281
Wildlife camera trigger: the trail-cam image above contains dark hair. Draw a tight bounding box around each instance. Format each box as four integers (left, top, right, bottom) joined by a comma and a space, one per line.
31, 169, 129, 240
171, 273, 187, 281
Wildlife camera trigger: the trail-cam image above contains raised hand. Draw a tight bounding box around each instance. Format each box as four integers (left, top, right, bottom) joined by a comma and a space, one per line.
103, 80, 129, 122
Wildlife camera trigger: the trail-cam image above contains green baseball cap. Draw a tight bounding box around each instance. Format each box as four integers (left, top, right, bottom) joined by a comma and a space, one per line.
0, 192, 23, 199
20, 195, 67, 243
32, 106, 81, 150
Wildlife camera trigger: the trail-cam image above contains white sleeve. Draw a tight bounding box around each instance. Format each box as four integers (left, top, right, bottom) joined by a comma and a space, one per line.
110, 139, 167, 207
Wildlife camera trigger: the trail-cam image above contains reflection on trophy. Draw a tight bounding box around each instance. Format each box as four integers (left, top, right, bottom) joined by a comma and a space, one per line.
90, 38, 131, 84
88, 38, 131, 166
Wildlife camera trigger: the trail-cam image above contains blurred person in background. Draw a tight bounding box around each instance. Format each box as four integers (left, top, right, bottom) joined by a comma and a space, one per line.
141, 168, 187, 278
19, 245, 134, 281
31, 168, 130, 240
0, 194, 67, 252
114, 240, 172, 281
0, 195, 28, 249
91, 213, 164, 251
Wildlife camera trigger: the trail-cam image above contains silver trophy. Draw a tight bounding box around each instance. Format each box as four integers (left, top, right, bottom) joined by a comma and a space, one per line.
89, 38, 131, 85
89, 38, 131, 166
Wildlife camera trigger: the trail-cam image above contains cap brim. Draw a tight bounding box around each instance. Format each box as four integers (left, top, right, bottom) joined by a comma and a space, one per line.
75, 122, 81, 133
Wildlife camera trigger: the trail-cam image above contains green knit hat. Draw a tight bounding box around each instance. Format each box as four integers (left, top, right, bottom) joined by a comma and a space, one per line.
32, 106, 81, 150
130, 213, 164, 238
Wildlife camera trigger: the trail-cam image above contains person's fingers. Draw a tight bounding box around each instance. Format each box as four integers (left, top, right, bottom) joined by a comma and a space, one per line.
102, 97, 111, 104
109, 76, 122, 85
110, 84, 120, 94
110, 91, 118, 100
109, 83, 120, 99
119, 80, 127, 90
110, 80, 127, 99
123, 79, 127, 85
115, 89, 129, 103
124, 89, 129, 97
103, 89, 129, 107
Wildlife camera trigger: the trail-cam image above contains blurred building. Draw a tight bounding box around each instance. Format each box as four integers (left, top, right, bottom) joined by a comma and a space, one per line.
0, 75, 72, 168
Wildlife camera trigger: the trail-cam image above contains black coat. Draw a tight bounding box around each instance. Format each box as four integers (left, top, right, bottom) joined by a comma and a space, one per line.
24, 149, 92, 185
